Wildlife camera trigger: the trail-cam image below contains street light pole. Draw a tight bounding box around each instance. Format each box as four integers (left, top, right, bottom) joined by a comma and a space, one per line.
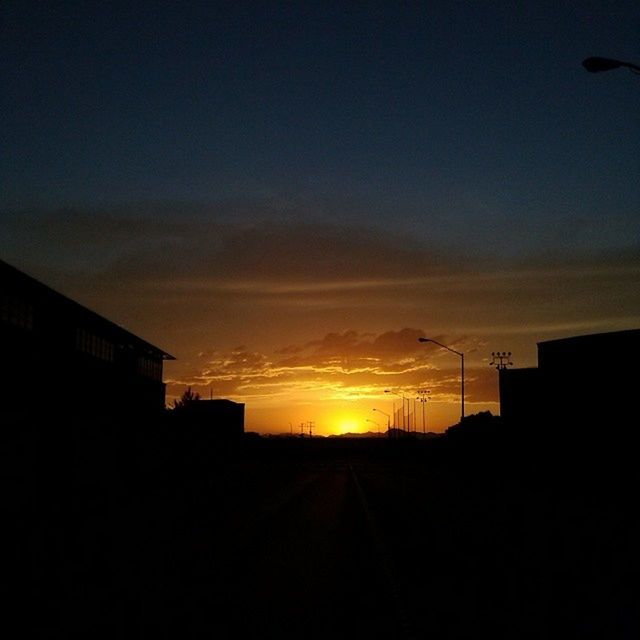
366, 418, 380, 436
418, 338, 465, 422
385, 390, 407, 431
372, 408, 390, 436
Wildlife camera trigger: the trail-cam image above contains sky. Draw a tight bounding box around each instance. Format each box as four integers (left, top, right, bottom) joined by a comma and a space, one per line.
2, 2, 639, 434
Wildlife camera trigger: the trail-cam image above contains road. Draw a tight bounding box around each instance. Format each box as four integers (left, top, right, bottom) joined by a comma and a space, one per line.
39, 458, 410, 638
199, 463, 405, 638
33, 436, 636, 638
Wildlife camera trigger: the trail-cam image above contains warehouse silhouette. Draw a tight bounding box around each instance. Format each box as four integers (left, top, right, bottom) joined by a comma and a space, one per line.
499, 329, 639, 435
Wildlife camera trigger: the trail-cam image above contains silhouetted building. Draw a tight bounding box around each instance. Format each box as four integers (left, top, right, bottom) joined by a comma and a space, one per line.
498, 367, 540, 425
1, 259, 174, 420
500, 329, 639, 433
174, 399, 245, 440
539, 330, 639, 431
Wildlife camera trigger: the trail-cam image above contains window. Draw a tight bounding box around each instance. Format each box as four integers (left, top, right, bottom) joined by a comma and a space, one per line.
0, 295, 34, 330
76, 328, 114, 362
137, 356, 162, 380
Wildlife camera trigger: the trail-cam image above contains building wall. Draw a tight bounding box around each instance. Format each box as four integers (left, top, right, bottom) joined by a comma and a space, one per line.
498, 367, 540, 425
1, 260, 171, 419
499, 330, 639, 434
538, 330, 639, 431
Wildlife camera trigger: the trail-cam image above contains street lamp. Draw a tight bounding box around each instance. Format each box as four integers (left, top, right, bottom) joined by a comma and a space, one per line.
366, 418, 380, 436
418, 338, 465, 422
384, 389, 407, 431
582, 56, 640, 74
372, 408, 390, 436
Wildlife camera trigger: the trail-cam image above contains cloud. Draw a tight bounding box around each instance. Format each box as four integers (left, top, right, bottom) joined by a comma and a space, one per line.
4, 208, 638, 351
4, 206, 639, 307
0, 205, 476, 282
166, 328, 496, 407
4, 210, 638, 365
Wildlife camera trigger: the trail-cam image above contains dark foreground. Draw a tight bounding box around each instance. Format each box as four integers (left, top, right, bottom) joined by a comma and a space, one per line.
14, 422, 638, 638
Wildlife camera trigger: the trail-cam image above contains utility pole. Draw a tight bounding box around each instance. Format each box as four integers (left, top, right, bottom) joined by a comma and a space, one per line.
308, 421, 315, 438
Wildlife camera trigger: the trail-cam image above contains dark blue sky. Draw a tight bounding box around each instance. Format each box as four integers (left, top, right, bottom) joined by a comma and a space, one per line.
2, 1, 639, 255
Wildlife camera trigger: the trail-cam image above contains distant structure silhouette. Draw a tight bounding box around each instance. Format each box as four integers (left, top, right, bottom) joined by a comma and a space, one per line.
1, 259, 174, 422
499, 330, 639, 433
172, 398, 245, 441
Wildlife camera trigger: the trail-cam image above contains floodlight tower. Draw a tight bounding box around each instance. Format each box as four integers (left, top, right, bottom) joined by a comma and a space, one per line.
416, 389, 431, 434
490, 351, 513, 370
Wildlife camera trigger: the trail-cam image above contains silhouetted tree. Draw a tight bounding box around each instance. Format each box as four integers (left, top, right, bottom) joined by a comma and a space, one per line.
171, 387, 201, 410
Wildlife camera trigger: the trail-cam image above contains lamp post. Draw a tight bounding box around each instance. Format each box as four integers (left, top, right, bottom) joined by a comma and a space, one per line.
384, 389, 407, 431
366, 418, 380, 436
582, 56, 640, 74
372, 408, 390, 436
418, 338, 465, 422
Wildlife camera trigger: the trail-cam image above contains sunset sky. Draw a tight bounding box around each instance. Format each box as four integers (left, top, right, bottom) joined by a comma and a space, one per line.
2, 2, 639, 434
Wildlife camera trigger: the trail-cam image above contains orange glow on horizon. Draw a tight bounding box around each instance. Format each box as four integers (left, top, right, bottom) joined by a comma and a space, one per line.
333, 416, 363, 435
166, 381, 501, 436
163, 327, 504, 435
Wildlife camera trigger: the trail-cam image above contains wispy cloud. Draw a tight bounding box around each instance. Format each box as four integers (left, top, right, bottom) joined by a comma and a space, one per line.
166, 328, 494, 405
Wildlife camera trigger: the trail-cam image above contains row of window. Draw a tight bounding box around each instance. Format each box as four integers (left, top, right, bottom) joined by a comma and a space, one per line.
76, 328, 115, 362
1, 300, 163, 379
75, 329, 163, 380
137, 356, 163, 381
1, 295, 34, 330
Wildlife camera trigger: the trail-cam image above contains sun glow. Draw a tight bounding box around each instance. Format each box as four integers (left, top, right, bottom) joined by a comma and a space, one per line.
333, 417, 362, 435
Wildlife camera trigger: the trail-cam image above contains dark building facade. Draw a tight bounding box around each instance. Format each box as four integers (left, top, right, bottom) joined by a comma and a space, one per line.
538, 330, 639, 430
500, 329, 639, 433
498, 367, 541, 425
1, 259, 174, 420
